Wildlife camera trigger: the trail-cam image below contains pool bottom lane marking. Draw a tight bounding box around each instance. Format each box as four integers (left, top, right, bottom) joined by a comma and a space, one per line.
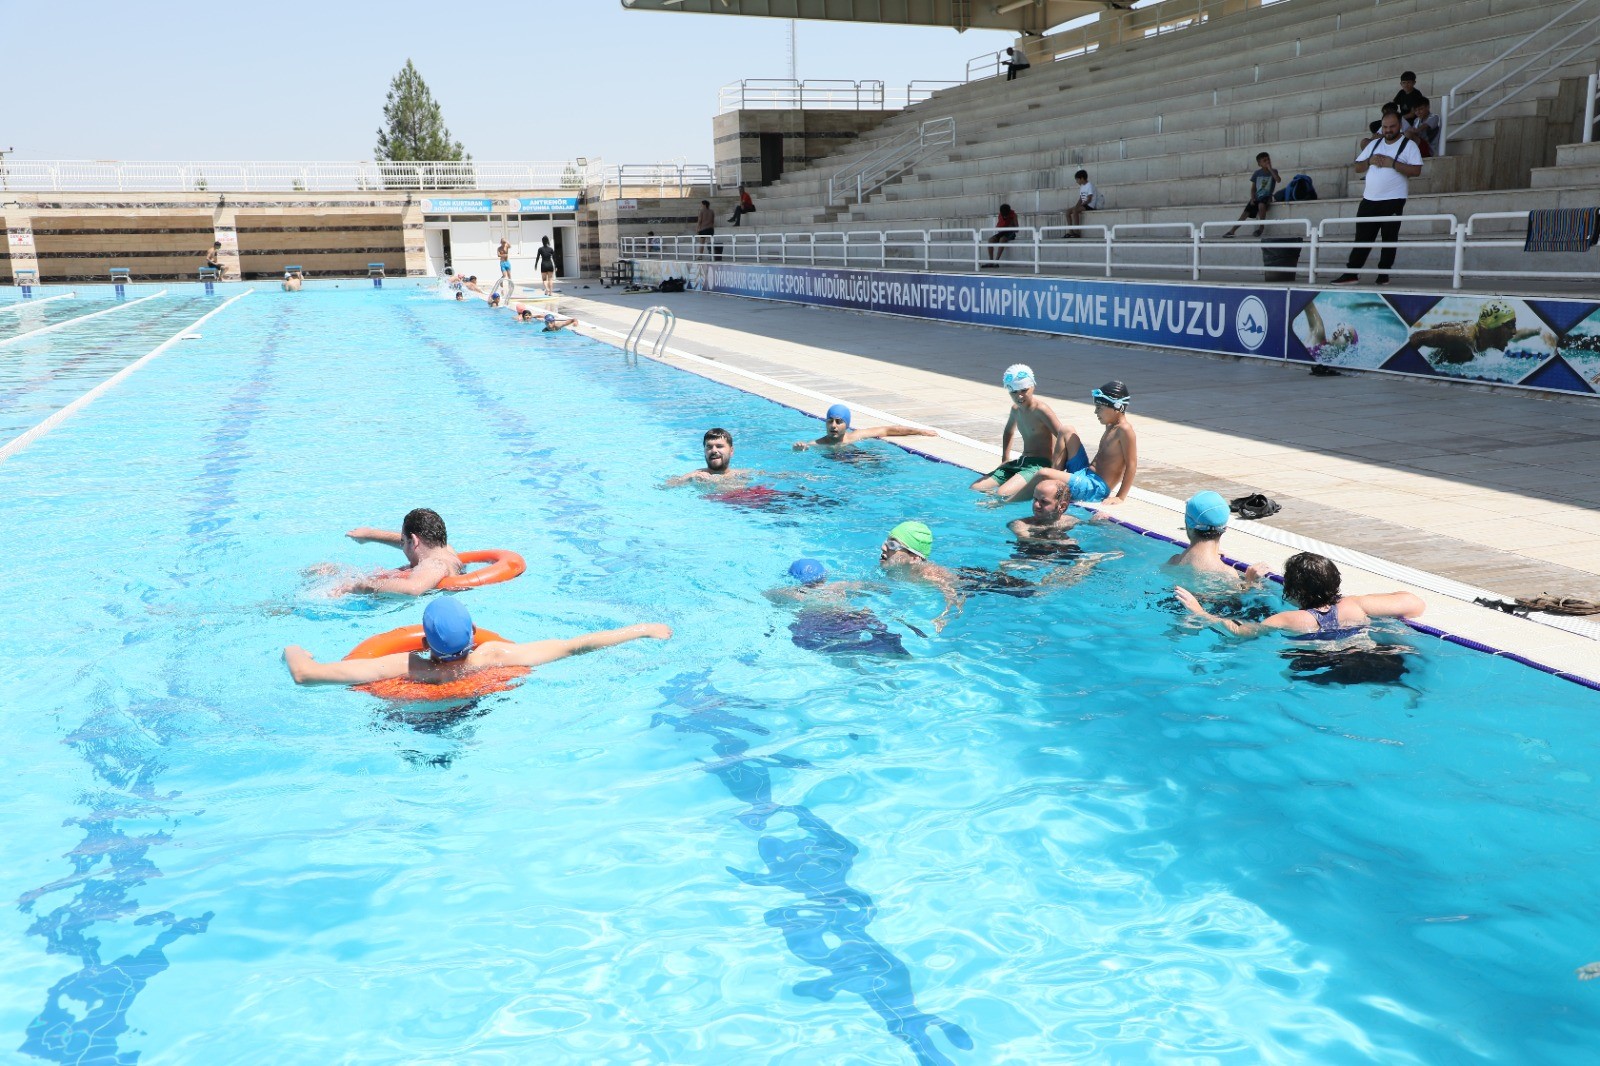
0, 289, 254, 466
0, 290, 166, 349
655, 672, 974, 1066
0, 292, 77, 315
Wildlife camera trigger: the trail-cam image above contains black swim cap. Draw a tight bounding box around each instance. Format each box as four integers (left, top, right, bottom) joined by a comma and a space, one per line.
1092, 380, 1131, 409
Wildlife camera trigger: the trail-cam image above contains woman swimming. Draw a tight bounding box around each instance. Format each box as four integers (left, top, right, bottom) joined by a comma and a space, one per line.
1175, 551, 1424, 639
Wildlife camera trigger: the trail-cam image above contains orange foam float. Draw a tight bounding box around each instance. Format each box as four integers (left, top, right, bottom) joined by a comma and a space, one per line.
343, 623, 528, 702
438, 549, 526, 590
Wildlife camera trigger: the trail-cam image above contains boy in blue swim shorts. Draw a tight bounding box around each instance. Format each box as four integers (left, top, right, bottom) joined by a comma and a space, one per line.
1005, 380, 1138, 506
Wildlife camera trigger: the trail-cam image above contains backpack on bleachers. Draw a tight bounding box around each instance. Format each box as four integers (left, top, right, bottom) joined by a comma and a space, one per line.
1278, 174, 1317, 203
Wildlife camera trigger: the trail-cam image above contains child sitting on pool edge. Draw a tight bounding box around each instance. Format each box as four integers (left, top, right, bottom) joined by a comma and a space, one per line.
1004, 381, 1138, 506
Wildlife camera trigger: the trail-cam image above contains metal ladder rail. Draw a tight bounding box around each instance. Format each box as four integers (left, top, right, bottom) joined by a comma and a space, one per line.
624, 305, 677, 362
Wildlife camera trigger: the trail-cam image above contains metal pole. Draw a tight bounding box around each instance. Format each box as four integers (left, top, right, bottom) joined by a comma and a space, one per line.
1586, 71, 1598, 143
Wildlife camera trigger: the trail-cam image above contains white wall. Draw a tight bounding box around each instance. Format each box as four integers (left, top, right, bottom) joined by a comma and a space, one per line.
432, 216, 583, 284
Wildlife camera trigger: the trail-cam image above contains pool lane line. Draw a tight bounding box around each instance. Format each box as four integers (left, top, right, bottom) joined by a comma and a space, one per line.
0, 291, 76, 314
579, 315, 1600, 690
0, 289, 254, 466
0, 290, 167, 349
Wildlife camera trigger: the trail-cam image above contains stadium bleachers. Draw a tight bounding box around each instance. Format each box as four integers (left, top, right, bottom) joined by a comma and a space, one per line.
740, 0, 1597, 254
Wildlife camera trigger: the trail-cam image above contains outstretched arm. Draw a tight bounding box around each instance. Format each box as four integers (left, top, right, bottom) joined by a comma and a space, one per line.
1175, 587, 1266, 637
285, 646, 411, 685
1302, 301, 1327, 347
1351, 591, 1425, 620
846, 425, 937, 443
347, 526, 402, 546
490, 622, 673, 669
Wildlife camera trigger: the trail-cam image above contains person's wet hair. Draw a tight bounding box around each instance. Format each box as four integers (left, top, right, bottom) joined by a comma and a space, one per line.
402, 507, 449, 547
704, 428, 733, 446
1190, 526, 1224, 542
1282, 552, 1342, 609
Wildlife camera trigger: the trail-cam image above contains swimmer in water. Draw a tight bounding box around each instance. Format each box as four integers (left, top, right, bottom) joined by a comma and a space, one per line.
971, 364, 1086, 500
1175, 551, 1424, 637
336, 508, 464, 595
455, 291, 465, 302
539, 312, 577, 332
665, 428, 749, 487
1300, 301, 1358, 363
282, 269, 304, 293
793, 403, 937, 451
1167, 491, 1271, 582
1409, 299, 1553, 365
767, 558, 908, 657
1008, 480, 1079, 548
462, 275, 485, 294
285, 597, 671, 686
878, 521, 962, 631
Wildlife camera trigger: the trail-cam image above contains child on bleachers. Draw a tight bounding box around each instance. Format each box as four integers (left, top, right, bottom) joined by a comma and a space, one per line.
1222, 152, 1282, 238
1065, 171, 1100, 236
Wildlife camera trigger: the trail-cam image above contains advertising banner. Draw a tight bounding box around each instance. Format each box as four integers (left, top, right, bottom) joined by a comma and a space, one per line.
695, 263, 1288, 360
1289, 289, 1600, 395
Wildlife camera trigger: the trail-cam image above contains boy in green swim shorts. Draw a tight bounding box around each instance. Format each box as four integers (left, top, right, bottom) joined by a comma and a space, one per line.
969, 364, 1086, 501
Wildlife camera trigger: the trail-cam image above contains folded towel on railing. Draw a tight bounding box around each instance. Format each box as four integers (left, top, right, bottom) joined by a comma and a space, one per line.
1524, 208, 1600, 253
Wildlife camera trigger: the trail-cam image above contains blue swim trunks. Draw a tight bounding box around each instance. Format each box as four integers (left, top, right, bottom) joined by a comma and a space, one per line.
1063, 446, 1090, 473
1067, 469, 1109, 502
500, 260, 512, 272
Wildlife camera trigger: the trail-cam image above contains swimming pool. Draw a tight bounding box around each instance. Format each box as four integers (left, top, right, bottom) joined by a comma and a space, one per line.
3, 286, 1597, 1064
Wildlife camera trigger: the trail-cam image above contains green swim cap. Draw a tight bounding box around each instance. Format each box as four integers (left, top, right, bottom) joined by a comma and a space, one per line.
887, 521, 933, 560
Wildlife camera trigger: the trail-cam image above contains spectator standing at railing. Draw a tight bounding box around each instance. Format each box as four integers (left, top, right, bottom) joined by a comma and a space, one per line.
695, 200, 716, 258
729, 185, 756, 227
985, 203, 1021, 265
1333, 111, 1424, 286
1004, 45, 1031, 81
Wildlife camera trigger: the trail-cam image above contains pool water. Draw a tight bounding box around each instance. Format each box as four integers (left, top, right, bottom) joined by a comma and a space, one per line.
2, 287, 1597, 1065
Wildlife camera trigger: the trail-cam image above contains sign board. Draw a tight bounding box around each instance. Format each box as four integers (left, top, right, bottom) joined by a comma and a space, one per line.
616, 199, 639, 212
518, 195, 580, 213
699, 263, 1287, 360
421, 197, 494, 214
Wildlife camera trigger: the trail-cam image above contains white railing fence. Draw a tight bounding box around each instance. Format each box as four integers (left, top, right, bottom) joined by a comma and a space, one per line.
619, 209, 1596, 291
718, 79, 959, 113
595, 163, 717, 198
827, 117, 956, 207
0, 160, 605, 194
1442, 0, 1600, 154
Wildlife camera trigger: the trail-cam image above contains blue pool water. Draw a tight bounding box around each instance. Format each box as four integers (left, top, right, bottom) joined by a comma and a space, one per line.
2, 287, 1597, 1064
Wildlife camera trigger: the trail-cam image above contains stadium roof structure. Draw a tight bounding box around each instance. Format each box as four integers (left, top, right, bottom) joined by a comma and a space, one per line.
619, 0, 1121, 35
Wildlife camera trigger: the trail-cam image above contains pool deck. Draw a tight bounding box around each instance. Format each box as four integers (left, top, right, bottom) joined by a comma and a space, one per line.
560, 284, 1600, 686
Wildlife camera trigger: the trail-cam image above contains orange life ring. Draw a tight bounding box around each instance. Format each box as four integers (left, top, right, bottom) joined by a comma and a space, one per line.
437, 549, 526, 590
343, 623, 528, 702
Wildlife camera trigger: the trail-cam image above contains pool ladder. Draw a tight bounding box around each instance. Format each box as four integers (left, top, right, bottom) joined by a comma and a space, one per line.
624, 305, 676, 362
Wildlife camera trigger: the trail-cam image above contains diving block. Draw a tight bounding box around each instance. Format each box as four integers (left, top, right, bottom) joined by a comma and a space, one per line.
198, 266, 220, 281
109, 267, 131, 283
367, 262, 386, 277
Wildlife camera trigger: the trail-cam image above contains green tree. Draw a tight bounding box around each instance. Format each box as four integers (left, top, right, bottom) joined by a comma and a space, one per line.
374, 59, 469, 163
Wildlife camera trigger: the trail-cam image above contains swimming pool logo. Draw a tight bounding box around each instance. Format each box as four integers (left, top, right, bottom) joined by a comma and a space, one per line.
1235, 296, 1269, 351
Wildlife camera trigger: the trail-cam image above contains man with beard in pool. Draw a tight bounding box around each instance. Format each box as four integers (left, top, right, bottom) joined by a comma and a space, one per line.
665, 427, 748, 487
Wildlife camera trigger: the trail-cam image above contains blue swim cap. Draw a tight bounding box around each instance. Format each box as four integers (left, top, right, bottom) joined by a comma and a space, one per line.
422, 597, 474, 660
825, 403, 851, 427
1185, 491, 1230, 532
544, 313, 556, 323
788, 558, 827, 584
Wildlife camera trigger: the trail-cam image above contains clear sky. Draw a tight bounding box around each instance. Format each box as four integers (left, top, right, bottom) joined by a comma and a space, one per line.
3, 3, 1013, 164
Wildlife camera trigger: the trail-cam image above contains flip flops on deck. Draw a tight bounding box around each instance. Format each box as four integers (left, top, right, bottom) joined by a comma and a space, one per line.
1229, 494, 1282, 520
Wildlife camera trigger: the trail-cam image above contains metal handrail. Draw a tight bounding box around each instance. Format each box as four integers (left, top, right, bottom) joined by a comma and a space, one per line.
1442, 0, 1600, 153
717, 79, 959, 113
624, 305, 676, 361
619, 208, 1598, 291
0, 160, 604, 193
596, 163, 715, 199
964, 0, 1216, 82
826, 117, 955, 206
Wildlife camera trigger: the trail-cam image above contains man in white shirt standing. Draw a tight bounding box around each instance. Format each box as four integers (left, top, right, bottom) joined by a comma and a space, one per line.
1333, 111, 1424, 286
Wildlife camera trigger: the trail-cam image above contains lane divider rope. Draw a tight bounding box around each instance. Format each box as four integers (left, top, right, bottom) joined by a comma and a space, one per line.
0, 290, 167, 348
0, 290, 254, 465
0, 292, 76, 314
